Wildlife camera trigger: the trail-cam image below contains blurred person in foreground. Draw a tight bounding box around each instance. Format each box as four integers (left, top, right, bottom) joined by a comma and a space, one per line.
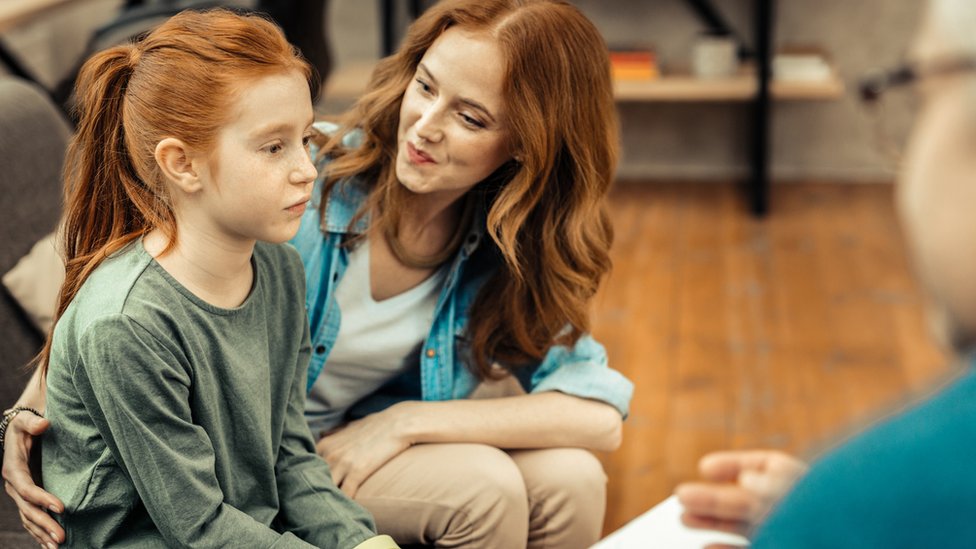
677, 0, 976, 546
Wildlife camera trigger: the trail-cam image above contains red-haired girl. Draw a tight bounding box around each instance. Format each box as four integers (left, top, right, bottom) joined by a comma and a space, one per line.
8, 9, 396, 549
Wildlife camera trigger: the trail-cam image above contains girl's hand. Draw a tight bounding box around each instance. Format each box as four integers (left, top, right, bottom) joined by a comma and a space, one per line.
675, 450, 809, 535
2, 412, 64, 548
315, 404, 415, 499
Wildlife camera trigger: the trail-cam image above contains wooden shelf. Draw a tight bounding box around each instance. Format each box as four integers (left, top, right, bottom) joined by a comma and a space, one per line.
615, 63, 845, 102
324, 61, 844, 106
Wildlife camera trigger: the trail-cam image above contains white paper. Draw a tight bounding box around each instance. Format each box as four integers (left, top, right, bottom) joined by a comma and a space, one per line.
592, 496, 750, 549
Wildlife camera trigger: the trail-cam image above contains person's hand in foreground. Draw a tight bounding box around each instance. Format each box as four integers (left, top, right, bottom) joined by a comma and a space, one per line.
675, 450, 809, 536
2, 412, 65, 548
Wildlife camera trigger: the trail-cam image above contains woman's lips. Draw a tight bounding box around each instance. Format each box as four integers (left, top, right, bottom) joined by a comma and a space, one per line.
406, 141, 436, 165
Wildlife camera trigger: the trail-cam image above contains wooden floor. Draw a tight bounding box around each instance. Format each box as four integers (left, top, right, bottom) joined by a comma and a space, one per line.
593, 182, 952, 534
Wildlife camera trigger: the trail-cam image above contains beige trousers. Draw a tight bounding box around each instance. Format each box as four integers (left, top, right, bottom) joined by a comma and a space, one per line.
353, 444, 607, 549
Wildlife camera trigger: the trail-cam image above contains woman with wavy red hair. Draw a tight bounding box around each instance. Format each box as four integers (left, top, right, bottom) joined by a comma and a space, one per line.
292, 1, 632, 546
5, 1, 632, 547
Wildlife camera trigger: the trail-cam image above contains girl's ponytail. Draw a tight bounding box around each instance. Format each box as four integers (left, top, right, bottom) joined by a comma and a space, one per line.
37, 45, 161, 375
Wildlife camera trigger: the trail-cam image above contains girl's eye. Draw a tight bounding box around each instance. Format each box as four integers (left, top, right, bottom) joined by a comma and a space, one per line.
416, 78, 433, 94
267, 143, 283, 154
302, 134, 313, 148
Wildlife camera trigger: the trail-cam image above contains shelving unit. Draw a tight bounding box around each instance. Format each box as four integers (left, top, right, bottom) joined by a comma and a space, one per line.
325, 61, 844, 105
614, 64, 844, 102
353, 0, 846, 216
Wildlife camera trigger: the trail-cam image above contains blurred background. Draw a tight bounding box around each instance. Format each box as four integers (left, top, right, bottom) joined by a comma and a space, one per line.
0, 0, 948, 541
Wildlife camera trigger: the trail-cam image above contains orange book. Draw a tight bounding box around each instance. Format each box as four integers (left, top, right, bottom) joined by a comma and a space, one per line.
609, 47, 659, 81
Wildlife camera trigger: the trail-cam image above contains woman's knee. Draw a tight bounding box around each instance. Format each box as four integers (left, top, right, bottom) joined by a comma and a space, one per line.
515, 447, 608, 503
432, 444, 530, 547
358, 443, 529, 548
512, 448, 607, 548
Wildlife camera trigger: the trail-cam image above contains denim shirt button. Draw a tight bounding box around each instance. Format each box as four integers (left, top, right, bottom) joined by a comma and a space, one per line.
315, 345, 327, 354
425, 348, 437, 358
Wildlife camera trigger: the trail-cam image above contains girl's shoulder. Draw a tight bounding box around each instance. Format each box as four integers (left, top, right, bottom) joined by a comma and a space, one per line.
255, 240, 303, 275
66, 240, 153, 322
254, 241, 306, 300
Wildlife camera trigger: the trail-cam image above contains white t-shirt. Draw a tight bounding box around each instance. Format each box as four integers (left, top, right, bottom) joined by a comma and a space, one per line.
305, 239, 445, 436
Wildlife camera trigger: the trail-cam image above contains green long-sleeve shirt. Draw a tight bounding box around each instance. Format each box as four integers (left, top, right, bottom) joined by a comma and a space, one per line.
42, 240, 378, 548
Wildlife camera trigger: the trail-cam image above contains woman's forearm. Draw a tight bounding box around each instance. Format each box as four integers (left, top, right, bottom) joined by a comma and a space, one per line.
392, 392, 623, 452
15, 367, 47, 411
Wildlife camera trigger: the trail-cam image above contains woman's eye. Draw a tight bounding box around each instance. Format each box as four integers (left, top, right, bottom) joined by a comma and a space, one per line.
416, 78, 432, 94
302, 135, 313, 148
267, 143, 283, 154
461, 114, 485, 129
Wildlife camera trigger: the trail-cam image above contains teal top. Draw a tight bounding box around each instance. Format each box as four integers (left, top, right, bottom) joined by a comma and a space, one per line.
753, 362, 976, 548
42, 240, 377, 548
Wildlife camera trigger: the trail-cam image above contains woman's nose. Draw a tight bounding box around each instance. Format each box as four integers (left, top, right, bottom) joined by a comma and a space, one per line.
414, 104, 444, 143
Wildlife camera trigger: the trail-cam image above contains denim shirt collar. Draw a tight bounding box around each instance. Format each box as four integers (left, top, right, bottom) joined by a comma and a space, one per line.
320, 176, 488, 259
321, 177, 371, 235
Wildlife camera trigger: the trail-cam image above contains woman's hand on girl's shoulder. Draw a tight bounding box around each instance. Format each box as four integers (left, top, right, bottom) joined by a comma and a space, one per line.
2, 412, 65, 548
315, 403, 418, 499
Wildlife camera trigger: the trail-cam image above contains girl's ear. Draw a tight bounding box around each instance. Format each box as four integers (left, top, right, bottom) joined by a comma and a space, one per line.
155, 138, 203, 194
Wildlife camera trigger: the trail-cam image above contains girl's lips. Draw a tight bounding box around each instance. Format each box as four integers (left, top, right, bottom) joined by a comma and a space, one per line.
286, 198, 310, 214
407, 141, 436, 164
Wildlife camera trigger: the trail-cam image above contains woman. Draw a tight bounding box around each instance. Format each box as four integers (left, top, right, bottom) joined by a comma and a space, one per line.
3, 1, 632, 547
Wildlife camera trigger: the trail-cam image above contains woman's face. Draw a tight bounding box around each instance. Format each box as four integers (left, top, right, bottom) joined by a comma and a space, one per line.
395, 27, 512, 201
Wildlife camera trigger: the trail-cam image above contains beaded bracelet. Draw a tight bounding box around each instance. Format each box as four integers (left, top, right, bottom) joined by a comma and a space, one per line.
0, 406, 44, 452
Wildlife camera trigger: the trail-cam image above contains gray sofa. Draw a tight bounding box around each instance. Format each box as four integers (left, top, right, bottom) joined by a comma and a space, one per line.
0, 76, 71, 548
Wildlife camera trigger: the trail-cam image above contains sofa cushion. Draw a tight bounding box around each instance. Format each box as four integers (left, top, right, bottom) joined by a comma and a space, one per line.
2, 233, 63, 334
0, 76, 70, 535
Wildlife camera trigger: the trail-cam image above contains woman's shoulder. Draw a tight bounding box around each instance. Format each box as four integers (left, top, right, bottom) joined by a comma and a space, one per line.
312, 120, 364, 151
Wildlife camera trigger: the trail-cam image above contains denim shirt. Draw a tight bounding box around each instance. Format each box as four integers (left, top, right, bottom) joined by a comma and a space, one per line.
288, 123, 633, 421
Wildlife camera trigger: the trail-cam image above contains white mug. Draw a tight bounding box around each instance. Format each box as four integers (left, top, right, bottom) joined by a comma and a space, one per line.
692, 33, 737, 79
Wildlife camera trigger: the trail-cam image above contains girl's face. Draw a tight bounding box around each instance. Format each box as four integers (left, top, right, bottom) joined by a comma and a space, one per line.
395, 27, 513, 202
195, 70, 317, 246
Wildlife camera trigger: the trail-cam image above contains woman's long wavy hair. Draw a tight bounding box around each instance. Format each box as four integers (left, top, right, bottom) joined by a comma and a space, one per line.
320, 0, 618, 379
36, 8, 314, 375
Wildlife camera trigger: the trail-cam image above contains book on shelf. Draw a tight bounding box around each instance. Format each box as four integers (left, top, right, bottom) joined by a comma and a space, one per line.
609, 46, 659, 81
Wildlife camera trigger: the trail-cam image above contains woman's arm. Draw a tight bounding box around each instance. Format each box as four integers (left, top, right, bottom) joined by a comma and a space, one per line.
317, 391, 622, 497
1, 366, 64, 548
398, 391, 623, 450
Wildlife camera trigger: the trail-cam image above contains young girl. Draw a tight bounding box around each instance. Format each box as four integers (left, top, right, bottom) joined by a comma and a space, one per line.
34, 9, 396, 549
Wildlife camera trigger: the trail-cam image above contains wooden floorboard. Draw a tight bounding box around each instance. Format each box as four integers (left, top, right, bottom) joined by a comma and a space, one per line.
594, 182, 951, 534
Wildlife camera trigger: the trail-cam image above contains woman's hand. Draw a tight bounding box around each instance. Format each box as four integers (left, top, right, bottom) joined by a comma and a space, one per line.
675, 450, 809, 536
2, 412, 64, 548
315, 404, 415, 499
